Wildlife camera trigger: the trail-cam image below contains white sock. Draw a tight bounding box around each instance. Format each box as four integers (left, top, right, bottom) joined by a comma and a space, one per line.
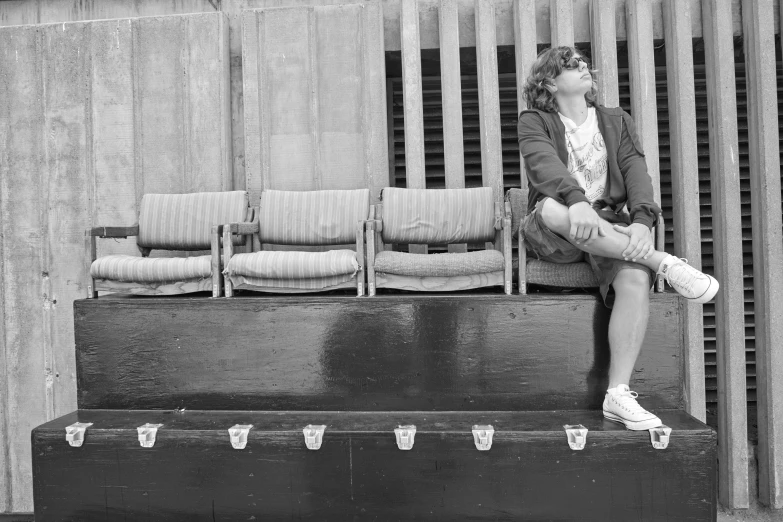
656, 254, 677, 275
606, 384, 629, 396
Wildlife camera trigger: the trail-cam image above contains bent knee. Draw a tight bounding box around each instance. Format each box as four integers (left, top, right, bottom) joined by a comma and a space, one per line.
539, 198, 571, 235
612, 268, 651, 293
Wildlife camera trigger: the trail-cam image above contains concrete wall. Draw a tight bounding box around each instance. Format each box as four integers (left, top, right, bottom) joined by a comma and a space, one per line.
0, 12, 231, 512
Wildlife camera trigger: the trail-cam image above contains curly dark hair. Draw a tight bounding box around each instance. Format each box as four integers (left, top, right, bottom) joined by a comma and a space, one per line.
522, 46, 599, 113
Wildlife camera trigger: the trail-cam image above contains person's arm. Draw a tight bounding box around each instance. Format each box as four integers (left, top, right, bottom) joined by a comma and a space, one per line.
518, 111, 604, 244
617, 111, 661, 229
517, 111, 589, 208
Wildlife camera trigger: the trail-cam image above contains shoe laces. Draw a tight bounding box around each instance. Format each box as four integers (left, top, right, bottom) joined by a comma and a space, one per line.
665, 258, 698, 292
613, 389, 646, 413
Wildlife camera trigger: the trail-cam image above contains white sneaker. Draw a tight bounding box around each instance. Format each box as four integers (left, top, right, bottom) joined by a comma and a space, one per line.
658, 255, 719, 304
603, 384, 662, 431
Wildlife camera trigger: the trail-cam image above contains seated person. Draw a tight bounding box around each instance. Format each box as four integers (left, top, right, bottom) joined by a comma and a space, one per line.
517, 46, 719, 430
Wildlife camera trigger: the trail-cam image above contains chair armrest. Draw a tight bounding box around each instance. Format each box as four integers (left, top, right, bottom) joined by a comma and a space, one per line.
225, 221, 260, 235
87, 225, 139, 238
655, 214, 665, 292
493, 201, 503, 230
655, 214, 665, 252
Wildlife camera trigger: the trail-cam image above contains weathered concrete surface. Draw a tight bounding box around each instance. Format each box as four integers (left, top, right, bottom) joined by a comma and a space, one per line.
741, 0, 783, 508
718, 445, 783, 521
243, 3, 388, 200
702, 0, 750, 509
0, 12, 231, 512
0, 0, 764, 51
0, 0, 764, 195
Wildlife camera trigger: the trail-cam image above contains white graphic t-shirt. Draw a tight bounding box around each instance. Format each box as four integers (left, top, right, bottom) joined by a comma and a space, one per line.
558, 107, 608, 204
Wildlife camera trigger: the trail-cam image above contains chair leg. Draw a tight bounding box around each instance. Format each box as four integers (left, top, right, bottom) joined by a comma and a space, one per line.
503, 217, 512, 295
356, 221, 365, 296
366, 222, 377, 296
655, 214, 665, 293
223, 227, 234, 298
210, 225, 222, 298
518, 230, 527, 295
85, 230, 98, 298
87, 278, 98, 299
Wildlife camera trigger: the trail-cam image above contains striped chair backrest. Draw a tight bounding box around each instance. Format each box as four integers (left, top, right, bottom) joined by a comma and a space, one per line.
258, 189, 370, 245
381, 187, 496, 244
138, 191, 249, 250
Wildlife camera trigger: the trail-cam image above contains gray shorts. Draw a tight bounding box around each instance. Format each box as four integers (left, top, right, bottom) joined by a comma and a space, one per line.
521, 198, 655, 308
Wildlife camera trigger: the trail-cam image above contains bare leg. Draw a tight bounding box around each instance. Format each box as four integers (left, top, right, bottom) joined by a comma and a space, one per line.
607, 268, 650, 388
537, 198, 655, 387
539, 198, 666, 271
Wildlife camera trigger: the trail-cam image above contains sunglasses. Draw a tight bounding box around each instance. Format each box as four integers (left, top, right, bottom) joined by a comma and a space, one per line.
562, 55, 590, 70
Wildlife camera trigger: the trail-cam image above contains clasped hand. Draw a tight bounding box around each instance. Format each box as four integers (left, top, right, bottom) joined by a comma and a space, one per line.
567, 202, 653, 261
613, 222, 654, 261
567, 202, 606, 245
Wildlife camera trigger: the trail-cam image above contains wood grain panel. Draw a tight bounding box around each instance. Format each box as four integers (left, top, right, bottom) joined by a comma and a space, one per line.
361, 2, 390, 205
513, 0, 537, 192
475, 0, 503, 204
400, 0, 427, 254
701, 0, 749, 509
266, 8, 316, 191
662, 0, 705, 423
186, 13, 232, 191
0, 57, 8, 508
74, 295, 683, 412
439, 0, 467, 253
32, 409, 716, 521
589, 0, 619, 107
317, 5, 364, 189
241, 9, 264, 200
90, 19, 138, 258
40, 21, 92, 427
0, 1, 762, 51
625, 0, 660, 205
744, 0, 783, 508
549, 0, 574, 46
0, 13, 232, 511
0, 25, 48, 513
135, 15, 187, 194
400, 0, 426, 189
439, 0, 465, 189
243, 4, 388, 199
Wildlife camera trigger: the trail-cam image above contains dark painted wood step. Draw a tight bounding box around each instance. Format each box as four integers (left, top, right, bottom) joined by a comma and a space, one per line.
74, 294, 684, 411
33, 409, 716, 521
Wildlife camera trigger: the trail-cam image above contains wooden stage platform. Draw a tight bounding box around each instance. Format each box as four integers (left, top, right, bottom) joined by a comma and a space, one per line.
74, 293, 685, 412
30, 292, 716, 520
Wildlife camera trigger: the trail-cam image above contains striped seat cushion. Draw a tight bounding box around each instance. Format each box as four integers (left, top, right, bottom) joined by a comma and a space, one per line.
90, 255, 212, 283
381, 187, 496, 244
138, 191, 249, 250
526, 259, 599, 287
374, 250, 504, 277
226, 274, 356, 291
258, 189, 370, 245
225, 249, 358, 280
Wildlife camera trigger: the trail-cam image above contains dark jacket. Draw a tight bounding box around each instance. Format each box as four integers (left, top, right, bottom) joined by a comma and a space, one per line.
517, 105, 661, 229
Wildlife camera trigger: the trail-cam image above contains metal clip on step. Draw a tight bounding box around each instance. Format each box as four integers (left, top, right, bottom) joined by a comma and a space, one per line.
649, 425, 672, 449
228, 424, 253, 450
303, 425, 326, 450
472, 425, 494, 451
65, 422, 93, 447
564, 424, 588, 450
137, 423, 163, 448
395, 425, 416, 450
